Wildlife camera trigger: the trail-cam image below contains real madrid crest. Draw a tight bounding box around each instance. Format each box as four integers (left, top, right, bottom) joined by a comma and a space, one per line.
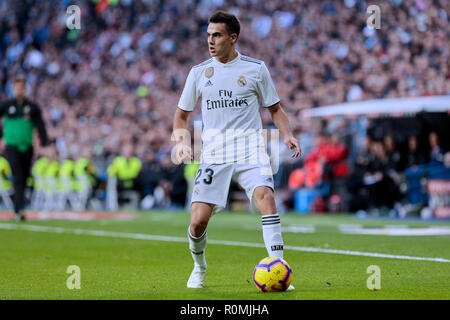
237, 75, 247, 87
205, 67, 214, 79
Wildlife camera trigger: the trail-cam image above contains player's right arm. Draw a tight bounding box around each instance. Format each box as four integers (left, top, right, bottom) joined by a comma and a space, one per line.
172, 68, 199, 164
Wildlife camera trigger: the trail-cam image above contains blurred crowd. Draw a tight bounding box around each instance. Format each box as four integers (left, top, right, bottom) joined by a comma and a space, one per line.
347, 130, 450, 217
279, 115, 450, 217
0, 0, 449, 211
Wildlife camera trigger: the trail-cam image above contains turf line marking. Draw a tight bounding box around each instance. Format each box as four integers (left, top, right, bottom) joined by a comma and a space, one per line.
1, 223, 449, 263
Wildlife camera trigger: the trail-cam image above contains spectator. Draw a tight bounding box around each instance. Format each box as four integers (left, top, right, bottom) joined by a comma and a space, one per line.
159, 153, 187, 209
138, 150, 163, 198
326, 133, 349, 211
406, 136, 425, 168
364, 141, 401, 212
429, 131, 446, 164
107, 144, 142, 210
327, 133, 349, 179
384, 135, 402, 172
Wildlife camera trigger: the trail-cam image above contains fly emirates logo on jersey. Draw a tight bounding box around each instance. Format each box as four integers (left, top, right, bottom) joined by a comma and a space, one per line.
206, 90, 248, 110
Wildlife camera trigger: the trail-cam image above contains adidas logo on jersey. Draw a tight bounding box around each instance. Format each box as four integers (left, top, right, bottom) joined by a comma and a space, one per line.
205, 80, 213, 87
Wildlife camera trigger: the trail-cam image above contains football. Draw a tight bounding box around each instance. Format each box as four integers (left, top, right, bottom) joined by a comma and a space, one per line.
253, 257, 292, 292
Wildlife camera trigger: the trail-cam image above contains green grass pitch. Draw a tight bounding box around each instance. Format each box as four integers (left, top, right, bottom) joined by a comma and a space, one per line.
0, 211, 449, 300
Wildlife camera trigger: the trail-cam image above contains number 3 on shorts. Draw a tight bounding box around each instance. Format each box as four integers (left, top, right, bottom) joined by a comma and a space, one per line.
195, 168, 214, 185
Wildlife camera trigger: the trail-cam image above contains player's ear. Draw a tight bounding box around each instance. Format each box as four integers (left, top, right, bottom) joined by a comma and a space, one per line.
230, 33, 238, 44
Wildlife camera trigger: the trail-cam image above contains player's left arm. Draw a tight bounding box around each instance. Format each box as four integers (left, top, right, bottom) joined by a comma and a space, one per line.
257, 62, 301, 158
268, 102, 301, 158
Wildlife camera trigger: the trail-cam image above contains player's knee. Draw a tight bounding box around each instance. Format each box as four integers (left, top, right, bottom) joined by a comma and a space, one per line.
190, 220, 208, 237
190, 202, 213, 236
190, 211, 209, 236
254, 187, 275, 204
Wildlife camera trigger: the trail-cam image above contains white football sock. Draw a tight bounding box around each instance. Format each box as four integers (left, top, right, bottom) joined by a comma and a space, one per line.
188, 226, 207, 268
261, 213, 284, 258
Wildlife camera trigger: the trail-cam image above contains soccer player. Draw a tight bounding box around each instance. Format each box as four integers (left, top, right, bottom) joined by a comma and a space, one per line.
0, 74, 48, 221
173, 11, 301, 289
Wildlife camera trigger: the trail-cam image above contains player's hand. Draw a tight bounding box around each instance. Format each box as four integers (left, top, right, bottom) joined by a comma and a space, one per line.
173, 143, 193, 164
284, 136, 301, 158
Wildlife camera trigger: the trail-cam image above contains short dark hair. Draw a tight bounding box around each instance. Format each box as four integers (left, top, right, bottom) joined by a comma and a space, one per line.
209, 11, 240, 38
13, 74, 26, 84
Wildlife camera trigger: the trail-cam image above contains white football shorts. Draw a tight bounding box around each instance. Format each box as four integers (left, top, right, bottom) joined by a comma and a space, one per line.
190, 163, 274, 214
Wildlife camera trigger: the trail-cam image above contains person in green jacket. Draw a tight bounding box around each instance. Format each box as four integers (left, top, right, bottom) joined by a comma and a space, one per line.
43, 149, 60, 211
0, 156, 13, 209
59, 157, 77, 210
31, 155, 49, 210
74, 147, 99, 210
107, 144, 142, 210
0, 74, 48, 221
0, 156, 12, 190
184, 161, 199, 210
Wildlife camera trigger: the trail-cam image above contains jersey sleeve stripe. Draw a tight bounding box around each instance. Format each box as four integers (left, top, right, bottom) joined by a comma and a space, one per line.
240, 56, 262, 64
193, 58, 213, 68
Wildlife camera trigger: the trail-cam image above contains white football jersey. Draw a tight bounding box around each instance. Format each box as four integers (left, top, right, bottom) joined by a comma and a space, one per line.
177, 51, 280, 164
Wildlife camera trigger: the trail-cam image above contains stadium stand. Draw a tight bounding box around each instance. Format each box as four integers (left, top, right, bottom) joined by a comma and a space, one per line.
0, 0, 449, 215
